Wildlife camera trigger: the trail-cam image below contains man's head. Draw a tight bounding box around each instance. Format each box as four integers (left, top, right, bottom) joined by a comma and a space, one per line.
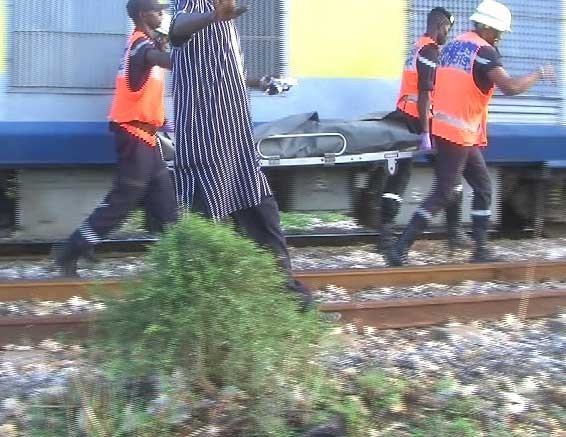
127, 0, 168, 30
427, 7, 454, 46
470, 0, 512, 46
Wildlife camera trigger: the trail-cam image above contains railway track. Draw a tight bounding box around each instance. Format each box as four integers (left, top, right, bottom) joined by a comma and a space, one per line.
0, 229, 531, 257
1, 260, 565, 345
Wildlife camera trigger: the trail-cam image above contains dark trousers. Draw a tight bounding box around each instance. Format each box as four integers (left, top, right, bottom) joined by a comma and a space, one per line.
380, 158, 414, 223
420, 136, 491, 217
380, 154, 465, 224
78, 129, 178, 244
192, 191, 312, 305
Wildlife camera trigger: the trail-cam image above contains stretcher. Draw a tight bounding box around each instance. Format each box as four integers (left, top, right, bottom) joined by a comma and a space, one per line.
254, 111, 419, 175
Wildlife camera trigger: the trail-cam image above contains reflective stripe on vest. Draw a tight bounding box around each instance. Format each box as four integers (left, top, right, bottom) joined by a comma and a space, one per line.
431, 32, 495, 147
396, 35, 437, 119
108, 30, 166, 147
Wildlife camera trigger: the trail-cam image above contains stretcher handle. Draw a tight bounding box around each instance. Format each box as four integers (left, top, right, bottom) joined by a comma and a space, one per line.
256, 133, 348, 160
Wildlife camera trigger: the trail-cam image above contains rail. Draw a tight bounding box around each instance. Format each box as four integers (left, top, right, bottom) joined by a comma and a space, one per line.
1, 260, 565, 345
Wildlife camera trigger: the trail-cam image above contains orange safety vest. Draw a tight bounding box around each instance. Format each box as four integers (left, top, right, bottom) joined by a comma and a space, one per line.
396, 35, 437, 119
109, 30, 166, 147
431, 32, 496, 147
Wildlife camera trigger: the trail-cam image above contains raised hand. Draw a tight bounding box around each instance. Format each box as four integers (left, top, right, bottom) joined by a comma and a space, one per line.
213, 0, 248, 22
538, 64, 556, 84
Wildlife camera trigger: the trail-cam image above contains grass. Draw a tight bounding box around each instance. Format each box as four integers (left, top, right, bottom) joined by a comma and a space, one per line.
280, 211, 355, 231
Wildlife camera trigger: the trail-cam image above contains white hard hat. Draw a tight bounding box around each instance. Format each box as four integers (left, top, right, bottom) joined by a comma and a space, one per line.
470, 0, 512, 32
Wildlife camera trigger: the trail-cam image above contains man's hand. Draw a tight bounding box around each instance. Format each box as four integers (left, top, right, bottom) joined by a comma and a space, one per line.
420, 133, 433, 153
538, 64, 556, 84
213, 0, 248, 22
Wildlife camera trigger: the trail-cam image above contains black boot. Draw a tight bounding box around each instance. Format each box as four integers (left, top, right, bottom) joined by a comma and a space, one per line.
53, 230, 93, 277
385, 213, 428, 267
445, 200, 472, 251
376, 222, 396, 254
377, 196, 401, 254
470, 215, 502, 263
287, 278, 314, 312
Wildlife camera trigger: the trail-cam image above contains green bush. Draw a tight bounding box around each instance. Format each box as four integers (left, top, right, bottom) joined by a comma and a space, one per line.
356, 370, 408, 416
93, 213, 337, 435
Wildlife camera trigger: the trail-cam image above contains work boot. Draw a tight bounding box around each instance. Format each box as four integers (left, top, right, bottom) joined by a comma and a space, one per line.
470, 215, 503, 263
288, 278, 314, 312
445, 201, 472, 251
53, 230, 93, 277
377, 195, 401, 254
385, 213, 428, 267
376, 222, 396, 254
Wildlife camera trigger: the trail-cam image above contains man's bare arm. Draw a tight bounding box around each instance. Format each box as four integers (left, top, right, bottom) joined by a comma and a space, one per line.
170, 12, 215, 41
146, 49, 173, 69
170, 0, 248, 42
488, 65, 554, 96
417, 90, 431, 133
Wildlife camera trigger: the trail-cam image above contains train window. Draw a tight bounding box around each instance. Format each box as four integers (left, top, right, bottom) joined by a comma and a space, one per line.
236, 0, 287, 82
10, 0, 129, 92
408, 0, 563, 124
9, 0, 286, 93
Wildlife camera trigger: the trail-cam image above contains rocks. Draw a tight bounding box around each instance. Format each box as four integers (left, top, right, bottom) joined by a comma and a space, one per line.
1, 238, 566, 281
430, 324, 487, 342
0, 316, 564, 435
0, 297, 106, 317
291, 237, 566, 270
302, 417, 347, 437
546, 315, 566, 333
0, 423, 18, 437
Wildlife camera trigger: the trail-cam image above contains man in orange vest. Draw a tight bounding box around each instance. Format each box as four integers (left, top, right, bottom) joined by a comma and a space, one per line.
54, 0, 178, 276
387, 0, 555, 266
378, 7, 470, 256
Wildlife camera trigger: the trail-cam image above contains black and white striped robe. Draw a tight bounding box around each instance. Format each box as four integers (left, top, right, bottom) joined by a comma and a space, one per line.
171, 0, 272, 219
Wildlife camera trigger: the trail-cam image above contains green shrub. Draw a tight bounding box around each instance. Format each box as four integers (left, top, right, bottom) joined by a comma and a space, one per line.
93, 213, 336, 435
356, 370, 408, 416
412, 415, 482, 437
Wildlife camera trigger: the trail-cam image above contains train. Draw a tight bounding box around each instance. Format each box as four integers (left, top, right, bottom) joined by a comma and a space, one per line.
1, 0, 566, 239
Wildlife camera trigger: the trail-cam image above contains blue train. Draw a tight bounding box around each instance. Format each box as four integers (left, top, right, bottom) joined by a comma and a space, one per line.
1, 0, 566, 238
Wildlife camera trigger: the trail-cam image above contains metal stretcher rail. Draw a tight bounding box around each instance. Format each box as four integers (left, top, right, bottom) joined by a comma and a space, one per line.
257, 132, 415, 175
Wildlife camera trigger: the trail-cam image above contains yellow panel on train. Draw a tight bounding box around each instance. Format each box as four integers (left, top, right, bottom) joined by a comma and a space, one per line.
288, 0, 407, 79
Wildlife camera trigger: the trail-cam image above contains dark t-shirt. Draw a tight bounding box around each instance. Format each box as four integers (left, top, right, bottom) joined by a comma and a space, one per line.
128, 35, 156, 91
417, 42, 440, 92
473, 45, 503, 93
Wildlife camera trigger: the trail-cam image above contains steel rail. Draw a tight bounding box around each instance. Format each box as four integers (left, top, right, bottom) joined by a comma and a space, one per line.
2, 259, 566, 302
1, 289, 564, 345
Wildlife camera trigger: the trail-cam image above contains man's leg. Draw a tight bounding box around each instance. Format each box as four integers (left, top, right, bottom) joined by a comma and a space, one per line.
445, 184, 473, 251
386, 138, 469, 266
144, 154, 179, 231
462, 147, 500, 262
54, 131, 155, 276
377, 158, 413, 254
231, 196, 313, 309
428, 152, 470, 251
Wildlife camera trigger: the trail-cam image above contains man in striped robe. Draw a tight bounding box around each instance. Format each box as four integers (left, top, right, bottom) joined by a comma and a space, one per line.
170, 0, 313, 309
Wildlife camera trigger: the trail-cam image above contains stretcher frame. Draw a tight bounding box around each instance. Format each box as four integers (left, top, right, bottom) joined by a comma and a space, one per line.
257, 132, 416, 175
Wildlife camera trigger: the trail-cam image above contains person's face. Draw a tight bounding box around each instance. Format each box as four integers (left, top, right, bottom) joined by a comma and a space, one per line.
481, 26, 503, 46
437, 19, 453, 46
141, 5, 164, 30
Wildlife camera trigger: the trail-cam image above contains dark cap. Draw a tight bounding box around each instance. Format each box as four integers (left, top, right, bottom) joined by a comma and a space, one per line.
429, 7, 455, 26
127, 0, 168, 19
